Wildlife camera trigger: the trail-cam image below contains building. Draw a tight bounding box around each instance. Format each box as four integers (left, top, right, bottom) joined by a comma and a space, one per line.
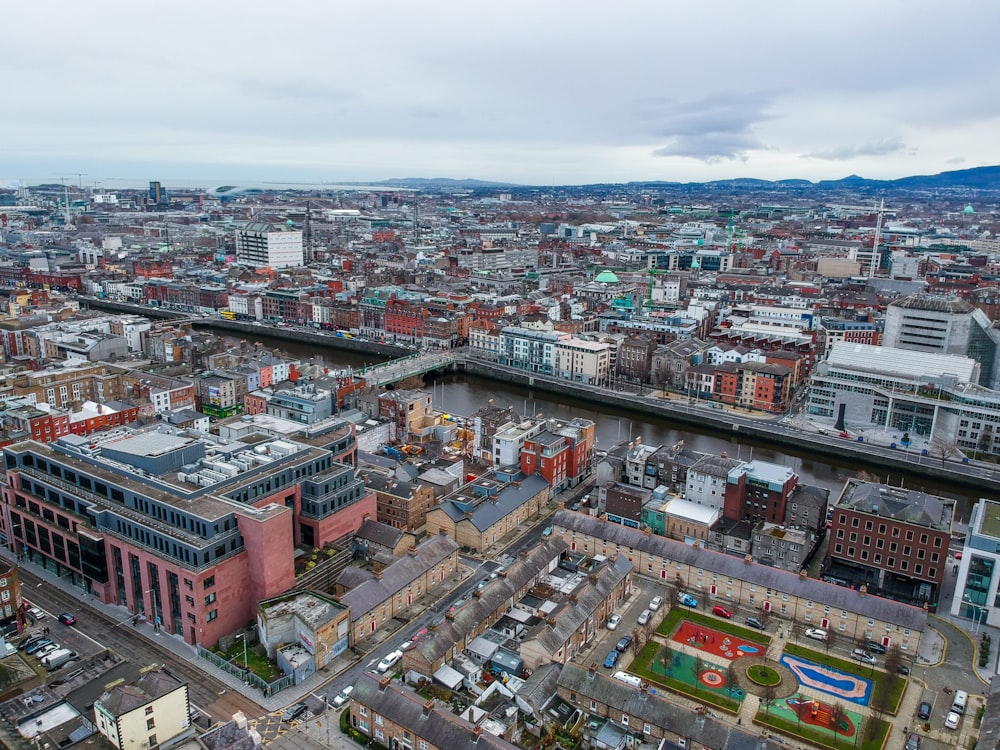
348, 673, 521, 750
684, 454, 743, 512
712, 361, 791, 413
425, 473, 550, 553
235, 222, 304, 270
825, 479, 954, 610
722, 459, 801, 526
0, 560, 22, 635
883, 294, 1000, 388
492, 418, 544, 469
339, 533, 459, 644
94, 666, 190, 750
256, 591, 350, 681
951, 498, 1000, 629
552, 510, 927, 652
1, 427, 374, 646
520, 418, 596, 493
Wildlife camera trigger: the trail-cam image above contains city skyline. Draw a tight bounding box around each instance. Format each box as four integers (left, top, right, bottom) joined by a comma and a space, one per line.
5, 0, 1000, 186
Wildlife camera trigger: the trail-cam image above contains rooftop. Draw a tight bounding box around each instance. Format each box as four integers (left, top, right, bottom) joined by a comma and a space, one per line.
825, 342, 978, 382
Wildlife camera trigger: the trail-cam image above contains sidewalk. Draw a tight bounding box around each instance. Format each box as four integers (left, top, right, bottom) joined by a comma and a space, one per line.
5, 547, 470, 713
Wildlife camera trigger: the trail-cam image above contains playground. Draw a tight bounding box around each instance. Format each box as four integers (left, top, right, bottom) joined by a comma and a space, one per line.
650, 645, 745, 702
779, 653, 873, 706
766, 695, 862, 741
671, 619, 765, 662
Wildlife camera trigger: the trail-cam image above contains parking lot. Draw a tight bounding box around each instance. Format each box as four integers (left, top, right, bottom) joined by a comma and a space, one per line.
13, 600, 105, 675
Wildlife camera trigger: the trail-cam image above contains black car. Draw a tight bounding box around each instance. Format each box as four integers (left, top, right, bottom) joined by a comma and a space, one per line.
896, 664, 910, 675
866, 641, 887, 654
280, 702, 308, 723
917, 701, 931, 720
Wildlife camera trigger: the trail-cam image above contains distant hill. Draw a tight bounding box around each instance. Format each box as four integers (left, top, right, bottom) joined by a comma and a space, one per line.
375, 165, 1000, 193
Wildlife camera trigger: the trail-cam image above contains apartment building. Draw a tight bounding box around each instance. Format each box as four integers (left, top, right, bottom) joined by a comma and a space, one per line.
520, 418, 596, 493
712, 361, 791, 413
235, 222, 304, 270
825, 479, 954, 611
952, 498, 1000, 629
1, 427, 374, 646
552, 511, 927, 652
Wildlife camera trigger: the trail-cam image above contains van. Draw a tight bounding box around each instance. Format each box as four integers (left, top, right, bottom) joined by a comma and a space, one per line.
611, 671, 642, 688
951, 690, 968, 715
41, 648, 76, 671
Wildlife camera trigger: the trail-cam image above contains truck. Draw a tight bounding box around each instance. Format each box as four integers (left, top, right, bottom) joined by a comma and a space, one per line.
41, 648, 76, 671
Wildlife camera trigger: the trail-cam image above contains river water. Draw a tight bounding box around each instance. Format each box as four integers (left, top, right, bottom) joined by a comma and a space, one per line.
226, 330, 979, 521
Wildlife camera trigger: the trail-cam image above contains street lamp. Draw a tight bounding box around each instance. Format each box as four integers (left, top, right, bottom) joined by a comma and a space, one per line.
235, 632, 249, 680
964, 594, 985, 636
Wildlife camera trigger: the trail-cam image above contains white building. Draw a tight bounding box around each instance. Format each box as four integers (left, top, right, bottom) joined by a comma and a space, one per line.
235, 222, 304, 269
951, 499, 1000, 630
94, 667, 191, 750
492, 418, 544, 468
553, 337, 612, 385
684, 454, 743, 511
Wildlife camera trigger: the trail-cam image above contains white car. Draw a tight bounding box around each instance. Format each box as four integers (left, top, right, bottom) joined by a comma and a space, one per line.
649, 596, 663, 611
376, 649, 404, 673
27, 607, 46, 621
944, 712, 961, 730
606, 614, 622, 630
331, 686, 354, 708
804, 628, 828, 641
637, 609, 652, 626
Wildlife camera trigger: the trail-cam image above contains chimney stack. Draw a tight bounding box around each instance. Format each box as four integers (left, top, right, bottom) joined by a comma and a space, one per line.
859, 584, 867, 597
743, 554, 752, 565
799, 569, 807, 581
422, 700, 434, 717
379, 676, 391, 691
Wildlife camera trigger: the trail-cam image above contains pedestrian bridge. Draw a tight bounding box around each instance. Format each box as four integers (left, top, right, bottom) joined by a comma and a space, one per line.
361, 350, 460, 387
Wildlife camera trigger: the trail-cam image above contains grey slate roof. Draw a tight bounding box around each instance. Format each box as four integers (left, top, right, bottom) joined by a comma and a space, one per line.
552, 510, 928, 632
352, 672, 520, 750
525, 555, 633, 656
435, 473, 549, 531
356, 518, 405, 549
689, 454, 744, 478
340, 533, 459, 617
836, 480, 953, 531
411, 538, 570, 663
557, 663, 779, 750
515, 662, 561, 717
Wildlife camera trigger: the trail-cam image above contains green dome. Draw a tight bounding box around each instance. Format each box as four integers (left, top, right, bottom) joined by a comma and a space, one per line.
595, 269, 620, 283
964, 204, 975, 215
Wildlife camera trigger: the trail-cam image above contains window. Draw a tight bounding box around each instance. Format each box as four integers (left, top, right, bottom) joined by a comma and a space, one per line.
148, 736, 157, 747
206, 610, 218, 622
359, 706, 367, 717
147, 719, 155, 730
204, 576, 215, 589
375, 715, 384, 726
834, 544, 843, 554
145, 707, 154, 716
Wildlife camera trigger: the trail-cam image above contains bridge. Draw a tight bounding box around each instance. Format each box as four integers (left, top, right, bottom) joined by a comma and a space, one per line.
360, 349, 460, 387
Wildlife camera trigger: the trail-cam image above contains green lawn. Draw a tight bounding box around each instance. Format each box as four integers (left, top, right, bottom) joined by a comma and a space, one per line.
219, 642, 281, 681
655, 606, 773, 645
782, 643, 906, 714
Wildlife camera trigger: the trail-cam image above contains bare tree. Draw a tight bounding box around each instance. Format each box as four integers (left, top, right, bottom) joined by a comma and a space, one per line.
928, 437, 959, 466
690, 655, 707, 693
884, 644, 903, 676
659, 644, 675, 676
825, 628, 837, 653
761, 682, 778, 715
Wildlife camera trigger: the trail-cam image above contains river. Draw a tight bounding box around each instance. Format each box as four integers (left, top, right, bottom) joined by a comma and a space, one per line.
224, 330, 980, 522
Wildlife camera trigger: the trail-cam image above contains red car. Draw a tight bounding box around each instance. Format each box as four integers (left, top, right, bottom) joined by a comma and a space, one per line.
712, 606, 733, 619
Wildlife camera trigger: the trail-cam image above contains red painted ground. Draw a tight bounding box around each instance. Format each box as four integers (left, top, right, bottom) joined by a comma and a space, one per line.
670, 620, 765, 661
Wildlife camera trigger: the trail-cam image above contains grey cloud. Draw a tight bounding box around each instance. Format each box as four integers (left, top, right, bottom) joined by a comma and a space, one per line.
646, 93, 774, 162
805, 137, 909, 161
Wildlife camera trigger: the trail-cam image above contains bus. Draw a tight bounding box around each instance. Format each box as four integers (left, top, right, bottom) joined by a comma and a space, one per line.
220, 310, 236, 320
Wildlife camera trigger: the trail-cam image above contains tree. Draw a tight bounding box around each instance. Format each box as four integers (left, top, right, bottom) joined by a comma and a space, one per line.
659, 644, 675, 676
761, 682, 778, 715
928, 437, 959, 466
884, 644, 904, 676
690, 655, 707, 693
825, 628, 837, 654
829, 703, 845, 741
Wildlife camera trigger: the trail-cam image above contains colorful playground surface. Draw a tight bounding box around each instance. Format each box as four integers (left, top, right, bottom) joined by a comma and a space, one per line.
650, 645, 745, 701
671, 620, 765, 662
779, 653, 873, 706
768, 695, 861, 741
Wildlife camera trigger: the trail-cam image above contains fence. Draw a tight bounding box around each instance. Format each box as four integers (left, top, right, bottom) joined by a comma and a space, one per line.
198, 646, 293, 698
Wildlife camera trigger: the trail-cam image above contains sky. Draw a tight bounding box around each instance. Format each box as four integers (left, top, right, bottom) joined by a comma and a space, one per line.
4, 0, 1000, 188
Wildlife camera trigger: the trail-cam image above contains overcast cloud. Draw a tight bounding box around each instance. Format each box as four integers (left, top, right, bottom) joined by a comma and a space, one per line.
3, 0, 999, 186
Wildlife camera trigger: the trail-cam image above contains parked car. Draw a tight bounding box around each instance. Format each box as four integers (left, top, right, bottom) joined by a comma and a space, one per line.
944, 711, 961, 730
25, 638, 53, 655
603, 650, 620, 669
866, 641, 887, 654
917, 701, 931, 720
26, 607, 46, 621
851, 648, 876, 665
648, 596, 663, 611
331, 686, 354, 708
606, 614, 622, 630
804, 628, 828, 641
904, 734, 920, 750
376, 650, 404, 673
34, 643, 59, 659
19, 635, 47, 651
58, 613, 76, 626
896, 664, 910, 675
615, 636, 632, 653
280, 702, 308, 723
678, 594, 698, 608
637, 609, 652, 626
711, 606, 732, 619
3, 643, 16, 657
541, 526, 553, 537
744, 617, 764, 630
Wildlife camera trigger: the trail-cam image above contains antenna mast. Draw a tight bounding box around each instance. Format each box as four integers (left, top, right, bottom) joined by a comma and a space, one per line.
869, 199, 885, 279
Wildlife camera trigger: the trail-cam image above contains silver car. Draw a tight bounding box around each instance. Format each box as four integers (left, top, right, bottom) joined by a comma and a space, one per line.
637, 609, 652, 626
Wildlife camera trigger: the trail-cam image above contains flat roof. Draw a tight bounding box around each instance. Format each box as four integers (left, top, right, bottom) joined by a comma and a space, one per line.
826, 342, 977, 382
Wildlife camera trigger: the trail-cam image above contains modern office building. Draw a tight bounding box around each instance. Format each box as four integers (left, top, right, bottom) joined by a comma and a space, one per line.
235, 222, 304, 269
883, 294, 1000, 388
952, 498, 1000, 629
1, 426, 374, 646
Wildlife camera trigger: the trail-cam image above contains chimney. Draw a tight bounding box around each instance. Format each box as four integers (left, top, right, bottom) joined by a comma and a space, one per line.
589, 574, 598, 585
379, 676, 391, 691
374, 568, 382, 580
799, 569, 807, 581
520, 549, 529, 558
588, 662, 598, 675
721, 451, 728, 459
498, 570, 507, 578
446, 611, 456, 620
465, 511, 474, 519
422, 700, 434, 717
546, 617, 557, 627
438, 528, 447, 536
644, 527, 652, 535
859, 584, 867, 597
743, 554, 752, 566
408, 546, 418, 556
472, 726, 483, 744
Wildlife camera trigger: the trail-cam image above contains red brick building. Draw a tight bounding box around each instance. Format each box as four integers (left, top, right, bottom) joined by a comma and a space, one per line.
712, 361, 791, 413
